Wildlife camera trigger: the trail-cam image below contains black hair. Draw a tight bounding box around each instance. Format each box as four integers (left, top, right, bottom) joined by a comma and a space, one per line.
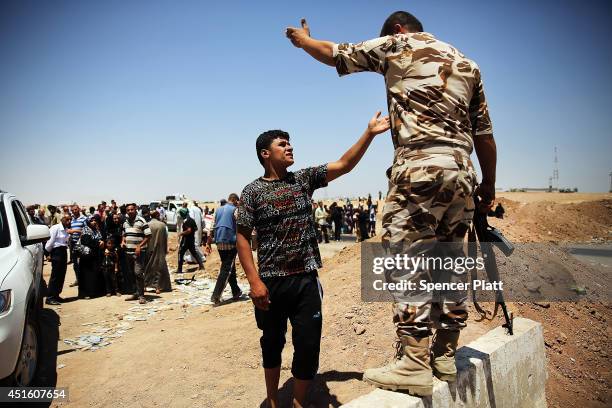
228, 193, 239, 202
255, 130, 290, 166
380, 11, 423, 36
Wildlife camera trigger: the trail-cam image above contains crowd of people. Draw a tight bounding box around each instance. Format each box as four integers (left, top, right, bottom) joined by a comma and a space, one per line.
29, 194, 377, 307
38, 201, 176, 305
312, 195, 378, 243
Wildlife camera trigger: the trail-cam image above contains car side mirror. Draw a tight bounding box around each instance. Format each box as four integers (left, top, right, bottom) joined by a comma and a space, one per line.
21, 224, 50, 246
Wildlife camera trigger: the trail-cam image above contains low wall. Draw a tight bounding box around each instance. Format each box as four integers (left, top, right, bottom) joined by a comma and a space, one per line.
341, 317, 547, 408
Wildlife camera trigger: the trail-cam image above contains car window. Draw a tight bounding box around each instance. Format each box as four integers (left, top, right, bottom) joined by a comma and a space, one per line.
169, 204, 176, 211
17, 201, 31, 226
11, 201, 28, 238
0, 201, 10, 248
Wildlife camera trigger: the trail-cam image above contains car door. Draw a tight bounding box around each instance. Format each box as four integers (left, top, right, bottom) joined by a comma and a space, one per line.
9, 200, 35, 304
16, 201, 41, 276
166, 203, 177, 226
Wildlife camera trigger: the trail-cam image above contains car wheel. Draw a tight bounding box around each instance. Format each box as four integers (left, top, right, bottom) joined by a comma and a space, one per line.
11, 306, 40, 386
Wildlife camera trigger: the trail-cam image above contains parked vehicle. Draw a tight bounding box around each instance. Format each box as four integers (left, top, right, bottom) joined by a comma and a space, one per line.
160, 199, 185, 231
0, 191, 49, 386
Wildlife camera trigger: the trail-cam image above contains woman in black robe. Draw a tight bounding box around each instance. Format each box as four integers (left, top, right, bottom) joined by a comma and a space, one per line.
78, 216, 106, 299
105, 212, 132, 294
358, 207, 370, 242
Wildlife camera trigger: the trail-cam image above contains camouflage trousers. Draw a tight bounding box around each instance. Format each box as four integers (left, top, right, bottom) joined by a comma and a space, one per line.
382, 147, 476, 337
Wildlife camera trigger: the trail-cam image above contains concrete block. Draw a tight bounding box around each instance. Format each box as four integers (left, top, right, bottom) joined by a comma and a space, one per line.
341, 317, 547, 408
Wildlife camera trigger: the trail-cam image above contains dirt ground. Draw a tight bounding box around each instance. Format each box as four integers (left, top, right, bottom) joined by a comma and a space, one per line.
37, 192, 611, 407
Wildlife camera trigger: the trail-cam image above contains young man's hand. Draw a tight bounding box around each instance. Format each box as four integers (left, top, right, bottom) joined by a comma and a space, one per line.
249, 278, 271, 311
285, 18, 310, 48
367, 111, 391, 136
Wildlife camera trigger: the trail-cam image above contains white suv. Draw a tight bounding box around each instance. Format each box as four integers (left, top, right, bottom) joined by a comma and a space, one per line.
0, 191, 49, 386
160, 199, 185, 231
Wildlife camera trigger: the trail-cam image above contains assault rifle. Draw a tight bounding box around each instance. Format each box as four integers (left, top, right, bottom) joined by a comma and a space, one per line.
469, 196, 515, 335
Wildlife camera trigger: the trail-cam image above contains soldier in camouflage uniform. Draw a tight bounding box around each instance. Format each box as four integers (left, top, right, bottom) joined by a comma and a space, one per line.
287, 11, 497, 396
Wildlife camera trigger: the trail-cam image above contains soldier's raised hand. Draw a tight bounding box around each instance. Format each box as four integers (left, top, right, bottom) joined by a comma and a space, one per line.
286, 18, 311, 48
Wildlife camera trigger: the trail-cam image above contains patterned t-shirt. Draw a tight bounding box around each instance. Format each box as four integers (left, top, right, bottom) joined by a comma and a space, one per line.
333, 32, 492, 154
236, 165, 328, 279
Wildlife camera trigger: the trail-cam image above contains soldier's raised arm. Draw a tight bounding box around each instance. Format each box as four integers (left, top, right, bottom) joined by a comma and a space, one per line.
285, 18, 336, 66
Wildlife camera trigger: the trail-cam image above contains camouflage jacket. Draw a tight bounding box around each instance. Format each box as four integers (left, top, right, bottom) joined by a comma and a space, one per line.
333, 32, 493, 156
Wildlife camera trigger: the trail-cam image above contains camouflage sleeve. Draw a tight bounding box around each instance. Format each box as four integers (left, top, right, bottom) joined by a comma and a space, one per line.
332, 37, 389, 76
469, 68, 493, 137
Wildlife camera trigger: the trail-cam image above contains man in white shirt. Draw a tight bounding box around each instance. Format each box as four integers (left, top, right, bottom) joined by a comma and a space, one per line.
314, 202, 330, 243
45, 215, 73, 305
156, 204, 166, 223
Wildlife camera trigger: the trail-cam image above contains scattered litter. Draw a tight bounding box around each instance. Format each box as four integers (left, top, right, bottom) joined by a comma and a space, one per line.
61, 277, 247, 352
171, 277, 248, 308
116, 322, 133, 330
123, 315, 148, 321
57, 364, 66, 369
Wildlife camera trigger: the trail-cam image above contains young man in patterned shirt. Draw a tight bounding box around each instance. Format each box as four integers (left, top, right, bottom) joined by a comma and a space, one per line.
286, 11, 498, 396
236, 113, 390, 408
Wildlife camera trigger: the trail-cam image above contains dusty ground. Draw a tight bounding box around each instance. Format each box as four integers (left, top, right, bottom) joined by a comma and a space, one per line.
35, 192, 611, 407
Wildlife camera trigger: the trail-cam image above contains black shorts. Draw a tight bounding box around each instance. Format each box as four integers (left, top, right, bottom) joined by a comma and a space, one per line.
254, 272, 323, 380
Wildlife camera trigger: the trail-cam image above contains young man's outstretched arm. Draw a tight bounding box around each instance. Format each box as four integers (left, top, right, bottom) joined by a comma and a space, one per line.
326, 111, 390, 183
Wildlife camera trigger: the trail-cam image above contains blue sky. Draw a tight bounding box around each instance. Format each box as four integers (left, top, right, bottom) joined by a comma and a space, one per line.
1, 0, 611, 204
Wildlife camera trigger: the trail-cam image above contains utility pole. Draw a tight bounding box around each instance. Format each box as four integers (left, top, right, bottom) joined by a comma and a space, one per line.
553, 146, 559, 191
609, 171, 612, 193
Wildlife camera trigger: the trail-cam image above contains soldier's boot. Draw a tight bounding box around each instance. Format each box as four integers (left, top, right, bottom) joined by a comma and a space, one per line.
431, 329, 460, 382
363, 336, 432, 396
